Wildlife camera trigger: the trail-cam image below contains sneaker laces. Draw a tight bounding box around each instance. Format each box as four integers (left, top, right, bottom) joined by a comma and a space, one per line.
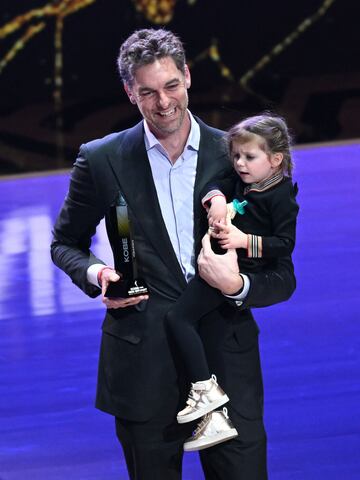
186, 375, 218, 407
193, 413, 211, 436
186, 387, 201, 407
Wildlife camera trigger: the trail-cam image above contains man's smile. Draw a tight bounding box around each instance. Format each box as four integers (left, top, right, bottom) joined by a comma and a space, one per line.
158, 108, 175, 116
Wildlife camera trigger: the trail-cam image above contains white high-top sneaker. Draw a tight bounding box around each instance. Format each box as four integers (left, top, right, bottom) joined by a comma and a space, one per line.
177, 375, 229, 424
183, 407, 238, 451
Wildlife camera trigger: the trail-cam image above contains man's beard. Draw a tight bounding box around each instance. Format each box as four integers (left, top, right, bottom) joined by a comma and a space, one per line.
150, 95, 188, 136
154, 108, 186, 135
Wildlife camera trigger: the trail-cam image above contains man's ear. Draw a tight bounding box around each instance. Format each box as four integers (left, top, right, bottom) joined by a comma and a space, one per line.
184, 64, 191, 89
271, 152, 283, 168
124, 83, 137, 104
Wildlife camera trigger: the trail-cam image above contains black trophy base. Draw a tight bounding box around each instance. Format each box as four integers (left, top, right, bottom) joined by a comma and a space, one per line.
105, 277, 148, 298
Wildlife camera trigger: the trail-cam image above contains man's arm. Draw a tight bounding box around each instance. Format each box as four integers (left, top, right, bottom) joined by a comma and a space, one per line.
51, 149, 106, 297
51, 148, 148, 307
198, 233, 296, 309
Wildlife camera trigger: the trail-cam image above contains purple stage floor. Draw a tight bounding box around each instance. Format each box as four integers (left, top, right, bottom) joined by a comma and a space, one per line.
0, 141, 360, 479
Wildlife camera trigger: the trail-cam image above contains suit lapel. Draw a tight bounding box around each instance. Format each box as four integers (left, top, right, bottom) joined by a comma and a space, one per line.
193, 119, 228, 258
107, 121, 187, 288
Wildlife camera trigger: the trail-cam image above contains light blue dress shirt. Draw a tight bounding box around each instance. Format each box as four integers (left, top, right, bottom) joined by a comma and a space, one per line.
88, 111, 249, 302
144, 112, 199, 282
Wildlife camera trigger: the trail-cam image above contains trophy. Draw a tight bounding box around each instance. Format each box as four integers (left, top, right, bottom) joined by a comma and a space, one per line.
105, 193, 148, 298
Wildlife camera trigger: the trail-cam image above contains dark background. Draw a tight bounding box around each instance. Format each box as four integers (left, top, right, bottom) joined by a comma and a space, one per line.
0, 0, 359, 174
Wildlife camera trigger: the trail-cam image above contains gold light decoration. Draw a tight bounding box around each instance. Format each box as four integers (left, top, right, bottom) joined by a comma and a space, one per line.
239, 0, 337, 93
188, 39, 234, 81
209, 40, 233, 80
0, 0, 97, 122
0, 0, 96, 163
0, 0, 96, 90
0, 23, 46, 74
0, 0, 337, 113
0, 1, 96, 43
132, 0, 177, 24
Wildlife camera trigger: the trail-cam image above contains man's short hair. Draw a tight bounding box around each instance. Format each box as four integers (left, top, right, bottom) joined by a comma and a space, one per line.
117, 28, 186, 86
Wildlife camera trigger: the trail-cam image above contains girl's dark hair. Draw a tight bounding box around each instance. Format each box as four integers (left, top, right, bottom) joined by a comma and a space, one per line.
225, 113, 294, 176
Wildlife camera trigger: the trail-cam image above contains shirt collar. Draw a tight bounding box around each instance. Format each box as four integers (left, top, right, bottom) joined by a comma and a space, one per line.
143, 110, 200, 154
243, 171, 284, 195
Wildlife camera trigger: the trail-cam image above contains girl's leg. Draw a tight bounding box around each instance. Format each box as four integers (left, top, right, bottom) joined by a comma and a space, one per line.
166, 278, 234, 429
166, 276, 224, 382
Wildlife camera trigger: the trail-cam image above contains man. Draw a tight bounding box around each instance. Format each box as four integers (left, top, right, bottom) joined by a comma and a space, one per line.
51, 28, 296, 479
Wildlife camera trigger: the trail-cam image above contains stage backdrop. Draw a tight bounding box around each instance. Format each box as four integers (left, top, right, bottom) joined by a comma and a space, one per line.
0, 0, 359, 174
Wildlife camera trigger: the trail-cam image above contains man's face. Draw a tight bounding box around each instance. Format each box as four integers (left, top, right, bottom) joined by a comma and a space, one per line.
124, 57, 191, 138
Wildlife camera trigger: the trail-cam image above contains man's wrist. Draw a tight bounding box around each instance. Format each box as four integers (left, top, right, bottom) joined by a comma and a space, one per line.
228, 284, 244, 296
221, 272, 243, 295
224, 274, 250, 302
87, 263, 112, 288
97, 266, 115, 287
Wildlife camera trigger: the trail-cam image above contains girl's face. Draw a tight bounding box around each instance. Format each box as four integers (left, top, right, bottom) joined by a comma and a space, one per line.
231, 136, 283, 184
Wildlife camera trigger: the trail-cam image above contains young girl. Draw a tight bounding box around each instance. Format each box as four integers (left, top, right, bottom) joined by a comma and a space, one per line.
166, 113, 299, 451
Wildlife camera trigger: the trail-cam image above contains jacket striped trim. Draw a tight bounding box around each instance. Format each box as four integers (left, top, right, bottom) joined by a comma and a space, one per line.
247, 234, 263, 258
244, 172, 284, 195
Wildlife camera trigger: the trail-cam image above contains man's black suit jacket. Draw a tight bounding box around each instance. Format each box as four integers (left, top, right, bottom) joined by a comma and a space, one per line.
51, 117, 296, 423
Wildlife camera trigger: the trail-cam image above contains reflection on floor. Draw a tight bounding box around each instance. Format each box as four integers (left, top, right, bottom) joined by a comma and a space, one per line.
1, 142, 360, 479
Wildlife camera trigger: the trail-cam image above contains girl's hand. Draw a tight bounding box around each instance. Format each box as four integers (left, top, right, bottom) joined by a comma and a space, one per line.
212, 220, 248, 250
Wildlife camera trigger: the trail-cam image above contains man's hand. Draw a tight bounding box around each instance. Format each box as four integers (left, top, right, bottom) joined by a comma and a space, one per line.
100, 268, 149, 309
212, 221, 248, 249
197, 233, 244, 295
